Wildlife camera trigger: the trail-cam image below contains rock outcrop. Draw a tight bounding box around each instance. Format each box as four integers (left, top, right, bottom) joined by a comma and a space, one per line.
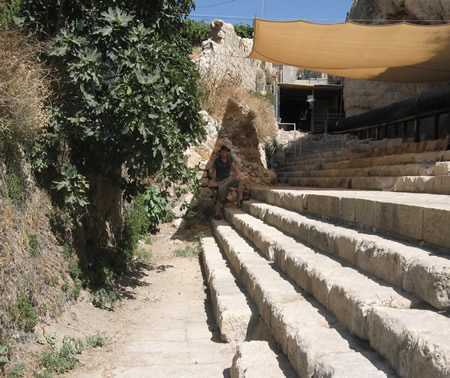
344, 0, 450, 116
198, 19, 276, 93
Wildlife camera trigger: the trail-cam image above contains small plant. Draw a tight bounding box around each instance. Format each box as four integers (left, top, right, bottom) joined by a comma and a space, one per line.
142, 187, 174, 233
50, 275, 59, 286
174, 232, 204, 257
10, 295, 37, 332
38, 336, 84, 375
144, 236, 152, 245
27, 232, 40, 255
135, 248, 152, 262
71, 280, 82, 300
174, 245, 197, 257
63, 245, 72, 259
61, 274, 69, 292
7, 363, 27, 377
0, 0, 22, 32
5, 172, 24, 208
0, 345, 8, 373
85, 331, 109, 348
91, 288, 118, 310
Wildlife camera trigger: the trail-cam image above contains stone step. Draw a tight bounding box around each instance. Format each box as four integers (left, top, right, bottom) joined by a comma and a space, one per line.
281, 140, 446, 169
368, 307, 450, 378
241, 200, 450, 311
286, 175, 450, 195
201, 237, 263, 342
220, 210, 450, 378
321, 150, 450, 171
250, 188, 450, 251
278, 163, 437, 178
231, 341, 297, 378
212, 219, 395, 377
224, 207, 421, 338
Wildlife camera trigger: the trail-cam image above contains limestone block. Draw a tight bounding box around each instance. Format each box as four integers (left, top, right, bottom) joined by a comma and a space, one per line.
202, 237, 256, 343
352, 176, 396, 190
304, 194, 339, 220
340, 197, 375, 228
373, 202, 424, 241
423, 208, 450, 249
403, 257, 450, 310
393, 176, 420, 193
231, 341, 296, 378
434, 162, 450, 176
367, 307, 450, 378
432, 175, 450, 195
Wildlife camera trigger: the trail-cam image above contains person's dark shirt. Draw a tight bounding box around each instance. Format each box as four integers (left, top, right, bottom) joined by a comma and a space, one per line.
213, 156, 232, 182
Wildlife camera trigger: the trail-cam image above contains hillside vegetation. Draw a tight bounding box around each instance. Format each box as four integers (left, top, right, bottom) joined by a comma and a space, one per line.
0, 1, 270, 374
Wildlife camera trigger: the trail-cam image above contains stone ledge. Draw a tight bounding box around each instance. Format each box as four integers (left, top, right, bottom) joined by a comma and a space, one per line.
231, 340, 296, 378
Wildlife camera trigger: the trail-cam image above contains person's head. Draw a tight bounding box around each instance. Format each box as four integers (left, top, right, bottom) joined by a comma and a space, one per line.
220, 145, 230, 158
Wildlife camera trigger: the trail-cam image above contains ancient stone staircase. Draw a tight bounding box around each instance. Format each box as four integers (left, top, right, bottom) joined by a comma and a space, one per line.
201, 139, 450, 377
277, 139, 450, 195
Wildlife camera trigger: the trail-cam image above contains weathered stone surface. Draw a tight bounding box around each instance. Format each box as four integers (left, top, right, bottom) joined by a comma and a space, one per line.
231, 341, 296, 378
367, 307, 450, 378
225, 207, 415, 340
212, 219, 393, 377
245, 194, 450, 310
423, 207, 450, 249
209, 98, 277, 186
201, 237, 261, 342
434, 161, 450, 175
198, 20, 276, 93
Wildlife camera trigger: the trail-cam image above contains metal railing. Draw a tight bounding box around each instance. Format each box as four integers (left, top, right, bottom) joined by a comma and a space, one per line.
332, 108, 450, 142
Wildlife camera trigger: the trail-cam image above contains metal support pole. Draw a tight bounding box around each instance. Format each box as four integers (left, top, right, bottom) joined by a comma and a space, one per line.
434, 114, 440, 139
414, 119, 420, 142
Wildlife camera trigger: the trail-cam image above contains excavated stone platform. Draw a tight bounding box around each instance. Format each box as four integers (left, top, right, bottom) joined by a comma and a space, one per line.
211, 219, 395, 377
250, 188, 450, 251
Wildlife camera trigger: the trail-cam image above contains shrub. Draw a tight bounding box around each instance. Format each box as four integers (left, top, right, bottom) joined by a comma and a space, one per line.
91, 288, 117, 310
182, 18, 209, 46
38, 336, 84, 375
234, 23, 254, 38
10, 295, 37, 333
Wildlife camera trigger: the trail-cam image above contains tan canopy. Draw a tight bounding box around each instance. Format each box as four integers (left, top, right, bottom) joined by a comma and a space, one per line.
248, 19, 450, 82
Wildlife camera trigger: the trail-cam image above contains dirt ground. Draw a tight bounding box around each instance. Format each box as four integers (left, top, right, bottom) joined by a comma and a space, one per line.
18, 221, 236, 377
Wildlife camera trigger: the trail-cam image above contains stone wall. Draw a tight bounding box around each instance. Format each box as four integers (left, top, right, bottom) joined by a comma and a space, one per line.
344, 0, 450, 117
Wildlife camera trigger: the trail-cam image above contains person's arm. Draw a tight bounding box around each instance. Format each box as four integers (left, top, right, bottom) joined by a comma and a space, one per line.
232, 161, 240, 180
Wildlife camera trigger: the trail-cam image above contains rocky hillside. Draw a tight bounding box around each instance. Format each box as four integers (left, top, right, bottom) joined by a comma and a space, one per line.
344, 0, 450, 116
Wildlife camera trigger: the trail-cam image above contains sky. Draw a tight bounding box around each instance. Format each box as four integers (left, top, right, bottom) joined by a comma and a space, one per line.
189, 0, 355, 25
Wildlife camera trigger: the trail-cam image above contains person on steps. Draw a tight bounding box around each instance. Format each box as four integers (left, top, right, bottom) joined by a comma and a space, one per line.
211, 145, 244, 220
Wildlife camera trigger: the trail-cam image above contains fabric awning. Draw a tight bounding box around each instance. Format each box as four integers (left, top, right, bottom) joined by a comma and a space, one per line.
248, 19, 450, 83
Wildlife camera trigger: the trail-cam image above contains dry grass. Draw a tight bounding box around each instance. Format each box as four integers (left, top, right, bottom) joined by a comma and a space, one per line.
0, 30, 51, 143
198, 71, 276, 141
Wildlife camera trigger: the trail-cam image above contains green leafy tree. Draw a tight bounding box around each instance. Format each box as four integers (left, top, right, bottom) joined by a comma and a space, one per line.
17, 0, 195, 38
181, 18, 209, 45
20, 2, 204, 281
234, 22, 253, 38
